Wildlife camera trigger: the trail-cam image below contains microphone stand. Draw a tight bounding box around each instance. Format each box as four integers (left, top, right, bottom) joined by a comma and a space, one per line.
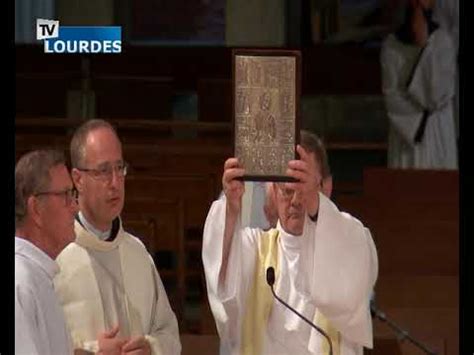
266, 267, 333, 355
371, 303, 438, 355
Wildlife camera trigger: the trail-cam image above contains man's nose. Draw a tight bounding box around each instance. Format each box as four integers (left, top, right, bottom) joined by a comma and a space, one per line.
109, 168, 121, 187
290, 189, 303, 206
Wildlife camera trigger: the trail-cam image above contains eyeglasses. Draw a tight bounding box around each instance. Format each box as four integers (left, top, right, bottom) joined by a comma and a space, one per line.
34, 187, 78, 206
77, 161, 129, 182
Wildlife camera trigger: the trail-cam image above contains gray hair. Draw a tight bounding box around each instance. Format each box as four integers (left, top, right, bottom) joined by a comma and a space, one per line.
300, 130, 331, 179
15, 149, 66, 228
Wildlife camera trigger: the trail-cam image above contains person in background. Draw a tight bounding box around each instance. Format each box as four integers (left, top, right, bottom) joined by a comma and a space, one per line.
54, 119, 181, 355
380, 0, 457, 169
433, 0, 458, 140
15, 149, 78, 354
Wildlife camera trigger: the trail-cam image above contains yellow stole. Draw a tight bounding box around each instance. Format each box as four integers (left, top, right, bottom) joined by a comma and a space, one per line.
240, 229, 341, 355
313, 309, 341, 355
241, 229, 280, 355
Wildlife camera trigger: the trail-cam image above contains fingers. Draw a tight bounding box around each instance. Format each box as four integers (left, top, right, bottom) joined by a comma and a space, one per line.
223, 158, 244, 183
287, 155, 311, 184
122, 336, 148, 352
103, 324, 120, 338
122, 351, 143, 355
296, 145, 318, 170
223, 167, 245, 183
223, 168, 245, 195
224, 157, 240, 170
222, 158, 245, 197
294, 145, 322, 181
97, 337, 127, 354
122, 350, 147, 355
287, 159, 309, 174
284, 145, 322, 198
292, 145, 316, 171
286, 168, 308, 185
296, 144, 310, 161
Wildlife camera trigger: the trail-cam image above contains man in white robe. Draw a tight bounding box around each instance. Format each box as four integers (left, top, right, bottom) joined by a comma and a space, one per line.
15, 149, 78, 354
381, 0, 457, 169
202, 143, 378, 355
54, 119, 181, 355
433, 0, 459, 138
433, 0, 458, 51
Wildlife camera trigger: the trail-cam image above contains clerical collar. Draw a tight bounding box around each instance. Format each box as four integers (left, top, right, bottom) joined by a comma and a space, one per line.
276, 220, 304, 238
78, 211, 111, 241
277, 220, 305, 253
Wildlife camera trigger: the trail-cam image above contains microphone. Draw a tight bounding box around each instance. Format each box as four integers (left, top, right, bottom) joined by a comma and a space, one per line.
369, 293, 386, 321
266, 267, 333, 355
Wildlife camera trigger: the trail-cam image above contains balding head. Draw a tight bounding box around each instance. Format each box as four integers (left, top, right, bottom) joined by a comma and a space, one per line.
70, 119, 120, 169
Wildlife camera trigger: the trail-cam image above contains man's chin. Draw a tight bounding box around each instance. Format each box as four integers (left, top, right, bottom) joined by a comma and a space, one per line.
108, 204, 123, 220
282, 221, 304, 236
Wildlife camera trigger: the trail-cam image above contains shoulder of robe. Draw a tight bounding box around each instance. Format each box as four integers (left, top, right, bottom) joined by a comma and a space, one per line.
121, 230, 150, 253
323, 196, 368, 238
55, 242, 90, 278
119, 231, 155, 267
56, 241, 85, 262
15, 258, 37, 293
431, 28, 455, 51
380, 35, 403, 66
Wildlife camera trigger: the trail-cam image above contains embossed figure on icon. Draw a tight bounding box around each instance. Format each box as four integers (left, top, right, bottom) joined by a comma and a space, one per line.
266, 62, 280, 87
281, 93, 293, 115
236, 90, 251, 115
236, 60, 250, 86
250, 61, 264, 86
254, 91, 276, 144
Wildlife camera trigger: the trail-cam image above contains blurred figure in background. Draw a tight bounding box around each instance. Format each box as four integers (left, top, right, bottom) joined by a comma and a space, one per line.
15, 149, 78, 354
381, 0, 457, 169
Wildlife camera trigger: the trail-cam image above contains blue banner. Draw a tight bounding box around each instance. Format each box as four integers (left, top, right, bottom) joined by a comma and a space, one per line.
42, 25, 122, 54
57, 27, 121, 41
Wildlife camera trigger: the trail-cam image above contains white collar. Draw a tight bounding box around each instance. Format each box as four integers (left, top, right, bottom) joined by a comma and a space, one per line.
78, 211, 111, 241
276, 219, 305, 251
15, 237, 59, 278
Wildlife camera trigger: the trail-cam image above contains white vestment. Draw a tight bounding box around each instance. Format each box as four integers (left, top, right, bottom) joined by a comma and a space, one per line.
381, 28, 457, 169
15, 237, 72, 355
433, 0, 459, 137
54, 219, 181, 355
433, 0, 458, 51
202, 194, 378, 355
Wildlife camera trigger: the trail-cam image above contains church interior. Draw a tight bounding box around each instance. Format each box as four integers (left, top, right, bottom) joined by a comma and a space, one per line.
15, 0, 459, 354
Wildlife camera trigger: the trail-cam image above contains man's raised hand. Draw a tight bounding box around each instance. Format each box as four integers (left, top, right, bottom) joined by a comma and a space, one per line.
222, 158, 245, 215
285, 145, 321, 217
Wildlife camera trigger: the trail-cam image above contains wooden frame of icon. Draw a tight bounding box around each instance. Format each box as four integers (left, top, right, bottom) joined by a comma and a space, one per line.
232, 48, 301, 181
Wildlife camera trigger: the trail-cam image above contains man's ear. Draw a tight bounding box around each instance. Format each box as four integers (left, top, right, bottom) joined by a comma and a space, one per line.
27, 195, 43, 228
71, 168, 83, 193
322, 176, 333, 199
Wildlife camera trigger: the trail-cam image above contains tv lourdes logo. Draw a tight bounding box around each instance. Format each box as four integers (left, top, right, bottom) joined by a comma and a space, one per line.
36, 19, 122, 54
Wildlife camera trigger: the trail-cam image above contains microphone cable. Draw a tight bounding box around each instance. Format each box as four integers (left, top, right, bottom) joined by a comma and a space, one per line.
266, 267, 333, 355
